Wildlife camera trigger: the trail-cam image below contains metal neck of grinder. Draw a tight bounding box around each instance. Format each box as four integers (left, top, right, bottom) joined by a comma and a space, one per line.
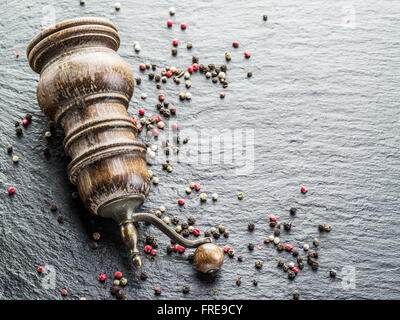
98, 197, 212, 268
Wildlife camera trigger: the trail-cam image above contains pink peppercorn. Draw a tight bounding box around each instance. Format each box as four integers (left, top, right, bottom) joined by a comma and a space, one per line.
114, 271, 123, 279
139, 64, 146, 70
194, 183, 201, 191
292, 267, 299, 274
150, 249, 157, 256
269, 215, 277, 222
158, 94, 165, 102
152, 129, 160, 136
174, 245, 186, 253
7, 187, 15, 195
172, 39, 179, 46
99, 274, 106, 282
193, 228, 201, 236
223, 245, 231, 252
187, 66, 193, 73
192, 63, 199, 71
155, 115, 162, 122
14, 49, 20, 57
37, 266, 44, 273
171, 123, 179, 131
300, 186, 308, 193
244, 51, 251, 58
22, 119, 29, 126
284, 244, 294, 251
180, 23, 187, 30
60, 289, 68, 296
167, 20, 173, 27
138, 108, 145, 116
178, 199, 185, 205
144, 245, 152, 253
166, 71, 173, 78
232, 41, 239, 48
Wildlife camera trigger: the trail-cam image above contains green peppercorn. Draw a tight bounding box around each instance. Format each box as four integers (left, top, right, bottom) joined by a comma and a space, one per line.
255, 260, 263, 269
92, 232, 101, 241
120, 278, 128, 286
237, 192, 244, 200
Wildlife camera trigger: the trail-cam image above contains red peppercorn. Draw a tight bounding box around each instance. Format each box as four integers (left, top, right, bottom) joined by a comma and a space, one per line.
292, 267, 299, 274
167, 20, 173, 27
144, 245, 152, 253
300, 186, 308, 194
150, 249, 157, 256
99, 273, 106, 282
244, 51, 251, 58
219, 92, 226, 99
223, 245, 231, 252
7, 187, 15, 195
114, 271, 123, 279
284, 244, 294, 251
152, 129, 160, 136
171, 123, 179, 131
178, 199, 185, 205
158, 94, 165, 102
193, 228, 201, 236
14, 49, 20, 57
174, 245, 186, 253
22, 119, 29, 126
232, 41, 239, 48
194, 183, 201, 191
192, 63, 199, 71
172, 39, 179, 46
166, 71, 173, 78
139, 64, 146, 71
60, 289, 68, 296
180, 23, 187, 30
269, 215, 277, 222
187, 66, 193, 73
155, 115, 162, 122
37, 266, 44, 273
138, 108, 145, 116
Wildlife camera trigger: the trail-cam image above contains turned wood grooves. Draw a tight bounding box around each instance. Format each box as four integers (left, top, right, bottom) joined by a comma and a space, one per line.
27, 18, 150, 214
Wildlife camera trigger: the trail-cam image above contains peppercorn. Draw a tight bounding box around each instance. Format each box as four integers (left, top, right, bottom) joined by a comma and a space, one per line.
7, 145, 13, 153
15, 121, 20, 127
120, 278, 128, 286
135, 78, 141, 85
92, 232, 101, 241
188, 217, 196, 225
263, 14, 268, 21
182, 285, 190, 294
182, 229, 190, 237
303, 244, 309, 251
154, 287, 162, 295
50, 203, 58, 211
171, 47, 178, 56
175, 226, 182, 233
276, 244, 284, 251
57, 216, 64, 223
313, 238, 320, 247
140, 272, 148, 280
247, 72, 253, 78
113, 280, 120, 286
248, 223, 255, 231
12, 155, 19, 163
283, 222, 292, 231
192, 56, 199, 64
199, 193, 208, 201
298, 262, 305, 270
292, 250, 299, 257
218, 225, 226, 233
116, 290, 126, 300
293, 292, 300, 300
223, 231, 230, 238
224, 52, 232, 61
171, 216, 180, 225
277, 260, 284, 267
237, 192, 244, 200
15, 127, 23, 135
329, 269, 337, 277
236, 277, 242, 286
60, 289, 68, 296
269, 221, 277, 228
90, 241, 98, 250
181, 222, 189, 230
255, 260, 263, 269
274, 228, 281, 236
213, 232, 220, 239
248, 243, 255, 251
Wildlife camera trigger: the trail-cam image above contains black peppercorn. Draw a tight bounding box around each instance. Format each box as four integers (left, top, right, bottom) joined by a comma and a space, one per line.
154, 287, 162, 295
110, 286, 119, 296
237, 256, 243, 262
292, 250, 299, 257
57, 216, 65, 223
171, 48, 178, 56
25, 113, 33, 121
170, 108, 176, 115
182, 229, 190, 237
248, 223, 255, 231
90, 241, 98, 250
289, 207, 297, 215
116, 289, 125, 300
236, 277, 242, 286
213, 232, 220, 239
182, 285, 190, 294
146, 235, 155, 244
274, 228, 281, 236
50, 203, 58, 211
140, 272, 148, 280
223, 231, 230, 238
222, 82, 228, 88
255, 260, 263, 269
293, 292, 300, 300
283, 222, 292, 231
269, 221, 277, 228
7, 145, 13, 153
16, 127, 23, 135
172, 216, 180, 225
192, 56, 199, 64
181, 222, 189, 230
187, 217, 196, 225
263, 14, 268, 21
277, 260, 284, 267
204, 230, 211, 237
136, 78, 141, 85
329, 269, 337, 277
15, 121, 20, 127
247, 72, 253, 78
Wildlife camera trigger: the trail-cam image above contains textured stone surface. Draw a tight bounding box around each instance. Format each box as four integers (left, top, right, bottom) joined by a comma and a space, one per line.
0, 0, 400, 300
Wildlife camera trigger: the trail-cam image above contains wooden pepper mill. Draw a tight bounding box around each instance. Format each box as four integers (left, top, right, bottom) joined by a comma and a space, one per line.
27, 17, 223, 273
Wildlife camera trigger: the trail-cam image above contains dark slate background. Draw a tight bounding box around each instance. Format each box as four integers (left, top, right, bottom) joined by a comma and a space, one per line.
0, 0, 399, 300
